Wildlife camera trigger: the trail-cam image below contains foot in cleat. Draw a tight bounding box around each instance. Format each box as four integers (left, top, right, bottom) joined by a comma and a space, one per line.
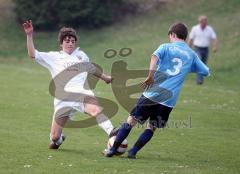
102, 149, 116, 157
127, 149, 137, 159
49, 135, 66, 149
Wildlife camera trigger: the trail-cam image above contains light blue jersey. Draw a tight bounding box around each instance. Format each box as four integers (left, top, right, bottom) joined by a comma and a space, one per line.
143, 41, 210, 107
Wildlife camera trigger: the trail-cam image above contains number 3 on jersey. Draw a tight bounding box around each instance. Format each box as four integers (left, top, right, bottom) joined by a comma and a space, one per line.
166, 58, 183, 76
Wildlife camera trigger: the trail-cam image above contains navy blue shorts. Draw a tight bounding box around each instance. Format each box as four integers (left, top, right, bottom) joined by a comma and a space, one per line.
130, 95, 173, 128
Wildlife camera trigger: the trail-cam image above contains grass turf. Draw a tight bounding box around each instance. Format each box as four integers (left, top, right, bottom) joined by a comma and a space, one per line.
0, 0, 240, 173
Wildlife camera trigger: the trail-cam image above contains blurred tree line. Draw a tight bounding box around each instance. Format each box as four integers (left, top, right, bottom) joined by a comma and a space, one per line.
13, 0, 125, 30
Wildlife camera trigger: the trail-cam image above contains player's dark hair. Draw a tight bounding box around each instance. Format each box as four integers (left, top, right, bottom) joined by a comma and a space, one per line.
168, 22, 188, 40
58, 27, 78, 44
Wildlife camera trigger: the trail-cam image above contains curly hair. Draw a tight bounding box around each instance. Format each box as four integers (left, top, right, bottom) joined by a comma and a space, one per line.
58, 27, 78, 44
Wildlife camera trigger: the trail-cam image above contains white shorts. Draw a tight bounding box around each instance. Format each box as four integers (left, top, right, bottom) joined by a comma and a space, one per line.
53, 89, 94, 120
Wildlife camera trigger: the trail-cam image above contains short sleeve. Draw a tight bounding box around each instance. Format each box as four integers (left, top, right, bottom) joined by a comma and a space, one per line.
152, 44, 166, 60
75, 50, 96, 74
77, 50, 90, 62
34, 50, 54, 69
189, 27, 195, 39
191, 53, 210, 76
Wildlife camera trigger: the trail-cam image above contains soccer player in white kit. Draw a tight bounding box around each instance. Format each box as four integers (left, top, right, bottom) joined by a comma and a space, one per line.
23, 20, 117, 149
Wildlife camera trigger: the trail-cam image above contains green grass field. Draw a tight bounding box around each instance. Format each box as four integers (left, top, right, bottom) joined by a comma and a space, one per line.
0, 0, 240, 173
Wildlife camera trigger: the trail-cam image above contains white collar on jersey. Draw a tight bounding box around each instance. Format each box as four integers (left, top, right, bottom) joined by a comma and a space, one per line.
59, 47, 81, 56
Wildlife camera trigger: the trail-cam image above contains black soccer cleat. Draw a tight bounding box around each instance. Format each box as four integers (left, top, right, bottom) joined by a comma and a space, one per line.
109, 127, 119, 138
102, 149, 117, 157
49, 135, 66, 149
127, 149, 137, 159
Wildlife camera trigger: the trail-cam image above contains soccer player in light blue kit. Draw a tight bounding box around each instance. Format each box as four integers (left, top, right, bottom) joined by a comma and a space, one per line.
103, 22, 210, 159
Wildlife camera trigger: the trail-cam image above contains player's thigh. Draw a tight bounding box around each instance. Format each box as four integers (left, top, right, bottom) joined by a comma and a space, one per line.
52, 106, 74, 130
83, 96, 103, 117
149, 104, 172, 128
130, 95, 154, 125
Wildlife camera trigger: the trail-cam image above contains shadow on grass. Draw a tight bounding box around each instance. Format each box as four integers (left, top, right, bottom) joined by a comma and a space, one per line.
109, 154, 181, 163
58, 148, 85, 155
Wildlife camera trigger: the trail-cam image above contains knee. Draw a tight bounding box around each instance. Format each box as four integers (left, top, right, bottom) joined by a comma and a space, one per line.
147, 124, 157, 132
88, 107, 102, 117
127, 116, 137, 127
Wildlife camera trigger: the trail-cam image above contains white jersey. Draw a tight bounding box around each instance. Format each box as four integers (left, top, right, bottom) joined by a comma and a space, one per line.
35, 47, 95, 115
189, 24, 217, 47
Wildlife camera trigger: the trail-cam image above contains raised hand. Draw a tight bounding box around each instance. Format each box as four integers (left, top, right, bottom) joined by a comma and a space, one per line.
103, 75, 114, 84
212, 46, 217, 53
22, 20, 33, 35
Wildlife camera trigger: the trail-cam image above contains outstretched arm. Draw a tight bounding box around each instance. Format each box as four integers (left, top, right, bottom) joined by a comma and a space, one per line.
141, 55, 158, 89
93, 67, 113, 84
191, 55, 210, 76
22, 20, 35, 58
85, 62, 113, 84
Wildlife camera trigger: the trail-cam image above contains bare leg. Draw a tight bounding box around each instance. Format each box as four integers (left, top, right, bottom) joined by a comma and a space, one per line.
84, 96, 114, 135
49, 107, 72, 149
50, 116, 69, 142
84, 96, 103, 117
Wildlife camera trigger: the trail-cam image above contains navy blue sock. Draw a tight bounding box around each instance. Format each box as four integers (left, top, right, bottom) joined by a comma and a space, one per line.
129, 129, 154, 155
111, 123, 132, 152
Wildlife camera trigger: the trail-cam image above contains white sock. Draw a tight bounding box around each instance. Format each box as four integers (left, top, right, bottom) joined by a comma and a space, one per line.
55, 136, 63, 145
96, 113, 114, 136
